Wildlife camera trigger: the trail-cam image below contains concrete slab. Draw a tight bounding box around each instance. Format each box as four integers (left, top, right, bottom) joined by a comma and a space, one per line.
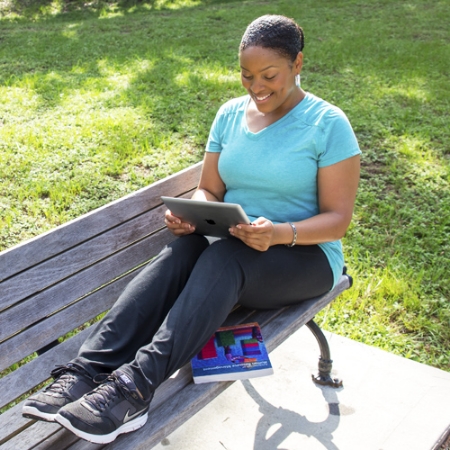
153, 326, 450, 450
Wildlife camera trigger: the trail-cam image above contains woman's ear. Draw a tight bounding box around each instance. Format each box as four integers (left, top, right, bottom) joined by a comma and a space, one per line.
294, 52, 304, 75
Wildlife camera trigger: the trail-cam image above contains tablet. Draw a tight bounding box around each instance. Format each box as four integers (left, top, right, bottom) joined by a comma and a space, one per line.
161, 196, 251, 238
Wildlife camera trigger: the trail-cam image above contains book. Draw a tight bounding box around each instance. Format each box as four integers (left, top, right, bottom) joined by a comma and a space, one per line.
191, 322, 274, 384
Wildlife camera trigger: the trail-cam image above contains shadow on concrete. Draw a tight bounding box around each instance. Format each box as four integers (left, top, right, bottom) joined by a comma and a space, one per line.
242, 379, 346, 450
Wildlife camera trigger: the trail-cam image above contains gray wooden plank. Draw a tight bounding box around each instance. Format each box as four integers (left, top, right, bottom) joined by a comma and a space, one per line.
0, 227, 175, 349
0, 242, 156, 374
0, 418, 61, 450
149, 365, 194, 413
221, 305, 258, 327
65, 440, 104, 450
32, 427, 81, 450
0, 327, 91, 410
0, 163, 202, 282
0, 202, 170, 311
0, 403, 33, 447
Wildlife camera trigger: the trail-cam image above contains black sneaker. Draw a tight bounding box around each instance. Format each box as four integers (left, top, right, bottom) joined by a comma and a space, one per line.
55, 370, 151, 444
22, 364, 96, 422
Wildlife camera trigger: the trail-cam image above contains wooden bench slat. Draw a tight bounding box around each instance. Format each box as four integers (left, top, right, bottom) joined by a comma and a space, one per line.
0, 418, 62, 450
32, 428, 81, 450
0, 403, 33, 447
0, 228, 174, 348
0, 326, 91, 409
2, 245, 181, 375
65, 440, 103, 450
0, 163, 202, 282
0, 204, 165, 309
0, 277, 123, 375
0, 200, 182, 312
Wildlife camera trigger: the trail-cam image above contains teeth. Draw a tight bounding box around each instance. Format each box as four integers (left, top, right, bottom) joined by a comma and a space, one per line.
255, 94, 271, 101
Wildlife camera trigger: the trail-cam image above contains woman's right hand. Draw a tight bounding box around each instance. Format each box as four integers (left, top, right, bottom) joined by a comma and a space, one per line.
165, 151, 225, 237
164, 209, 196, 236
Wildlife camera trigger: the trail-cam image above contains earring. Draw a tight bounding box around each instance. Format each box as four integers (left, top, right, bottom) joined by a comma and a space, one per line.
295, 74, 301, 87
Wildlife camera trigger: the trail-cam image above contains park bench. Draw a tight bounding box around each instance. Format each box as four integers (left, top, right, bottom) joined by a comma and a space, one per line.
0, 161, 352, 450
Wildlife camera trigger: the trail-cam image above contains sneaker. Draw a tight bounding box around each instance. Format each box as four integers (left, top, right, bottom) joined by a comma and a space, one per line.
22, 364, 96, 422
55, 370, 151, 444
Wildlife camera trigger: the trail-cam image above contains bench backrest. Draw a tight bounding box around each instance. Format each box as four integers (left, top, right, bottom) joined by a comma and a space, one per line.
0, 162, 202, 412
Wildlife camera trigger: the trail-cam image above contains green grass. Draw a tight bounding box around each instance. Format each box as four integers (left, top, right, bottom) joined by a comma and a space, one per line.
1, 0, 449, 372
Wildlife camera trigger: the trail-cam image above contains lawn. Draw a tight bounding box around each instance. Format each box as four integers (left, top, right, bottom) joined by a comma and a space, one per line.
1, 0, 449, 371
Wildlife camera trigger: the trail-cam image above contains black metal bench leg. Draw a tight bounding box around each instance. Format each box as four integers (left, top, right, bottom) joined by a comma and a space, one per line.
306, 319, 343, 388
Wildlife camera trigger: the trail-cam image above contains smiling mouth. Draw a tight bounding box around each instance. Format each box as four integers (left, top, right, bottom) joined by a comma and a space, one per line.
253, 93, 273, 102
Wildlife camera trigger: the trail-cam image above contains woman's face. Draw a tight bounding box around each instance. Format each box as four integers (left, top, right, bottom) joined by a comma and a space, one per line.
239, 46, 303, 115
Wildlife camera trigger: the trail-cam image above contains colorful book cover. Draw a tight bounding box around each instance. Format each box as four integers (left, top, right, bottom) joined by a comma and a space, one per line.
191, 322, 274, 384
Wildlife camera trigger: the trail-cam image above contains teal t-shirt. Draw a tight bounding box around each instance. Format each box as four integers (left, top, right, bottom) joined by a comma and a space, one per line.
206, 92, 361, 288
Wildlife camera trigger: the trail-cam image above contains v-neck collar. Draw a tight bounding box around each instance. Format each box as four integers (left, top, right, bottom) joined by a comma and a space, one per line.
243, 92, 311, 139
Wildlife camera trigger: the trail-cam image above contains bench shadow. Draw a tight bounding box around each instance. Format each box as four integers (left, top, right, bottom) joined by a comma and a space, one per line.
241, 379, 343, 450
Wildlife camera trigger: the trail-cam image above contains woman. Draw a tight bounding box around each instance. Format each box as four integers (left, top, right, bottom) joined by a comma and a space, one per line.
22, 15, 360, 444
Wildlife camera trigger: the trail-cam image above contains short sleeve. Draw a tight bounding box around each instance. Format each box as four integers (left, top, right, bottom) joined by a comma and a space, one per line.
318, 108, 361, 168
205, 106, 225, 153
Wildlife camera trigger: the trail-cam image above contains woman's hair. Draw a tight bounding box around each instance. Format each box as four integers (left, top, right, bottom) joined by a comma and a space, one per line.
240, 15, 304, 61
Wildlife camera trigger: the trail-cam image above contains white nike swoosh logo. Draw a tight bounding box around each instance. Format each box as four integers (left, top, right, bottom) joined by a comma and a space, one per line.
123, 408, 144, 423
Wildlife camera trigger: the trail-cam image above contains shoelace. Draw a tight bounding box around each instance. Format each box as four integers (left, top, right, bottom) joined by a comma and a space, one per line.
85, 373, 137, 412
84, 380, 120, 412
45, 372, 77, 394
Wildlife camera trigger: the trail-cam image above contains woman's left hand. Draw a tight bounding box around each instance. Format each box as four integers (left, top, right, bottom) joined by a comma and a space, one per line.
229, 217, 275, 251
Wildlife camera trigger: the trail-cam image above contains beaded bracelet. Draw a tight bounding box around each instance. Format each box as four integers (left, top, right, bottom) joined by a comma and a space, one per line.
286, 222, 297, 247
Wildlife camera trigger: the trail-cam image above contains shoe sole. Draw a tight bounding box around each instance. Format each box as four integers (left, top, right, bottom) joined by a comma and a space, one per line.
55, 411, 148, 444
22, 405, 57, 422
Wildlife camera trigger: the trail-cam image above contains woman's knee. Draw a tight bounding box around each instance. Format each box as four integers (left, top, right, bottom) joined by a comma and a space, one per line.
189, 238, 252, 287
201, 236, 248, 260
168, 234, 210, 261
